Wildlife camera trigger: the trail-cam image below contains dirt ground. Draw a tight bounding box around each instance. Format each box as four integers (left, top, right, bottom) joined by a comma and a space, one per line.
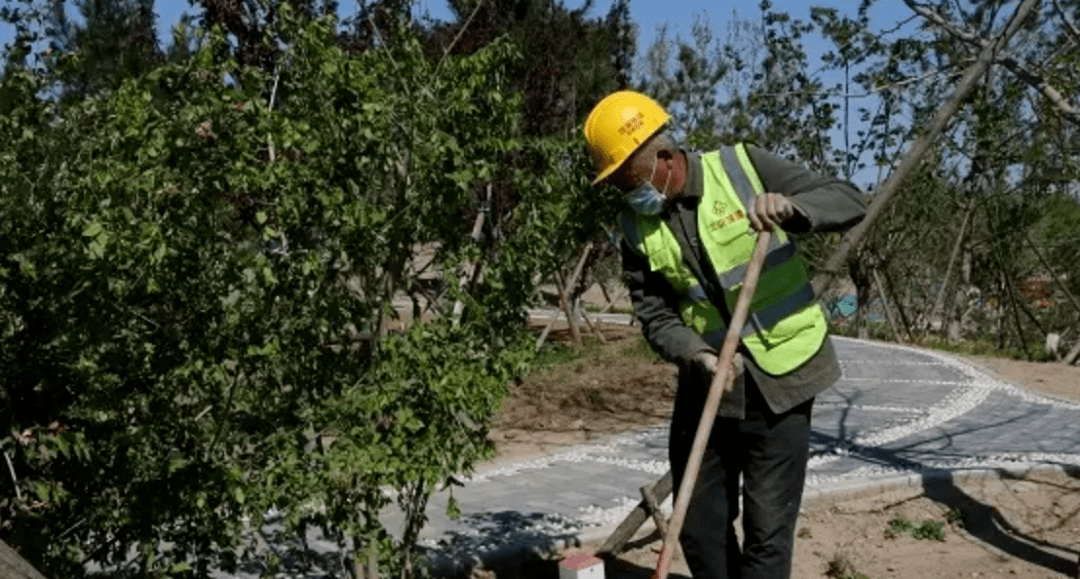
487, 323, 1080, 579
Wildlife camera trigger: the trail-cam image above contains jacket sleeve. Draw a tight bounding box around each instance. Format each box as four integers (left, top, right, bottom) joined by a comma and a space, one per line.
621, 237, 714, 366
746, 146, 867, 233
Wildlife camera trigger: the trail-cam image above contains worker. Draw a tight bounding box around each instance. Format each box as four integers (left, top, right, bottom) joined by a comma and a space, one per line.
583, 91, 866, 579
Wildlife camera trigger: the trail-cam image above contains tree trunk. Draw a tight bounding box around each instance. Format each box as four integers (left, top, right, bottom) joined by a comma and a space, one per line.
946, 287, 965, 343
1064, 336, 1080, 366
873, 268, 905, 342
880, 264, 915, 341
995, 303, 1006, 351
535, 243, 595, 350
1023, 231, 1080, 364
932, 202, 974, 333
849, 251, 874, 340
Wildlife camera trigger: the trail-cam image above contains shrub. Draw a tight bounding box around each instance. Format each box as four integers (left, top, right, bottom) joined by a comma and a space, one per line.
0, 11, 609, 578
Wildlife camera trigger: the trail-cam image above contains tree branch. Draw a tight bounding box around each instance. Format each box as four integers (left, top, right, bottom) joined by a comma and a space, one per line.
814, 0, 1042, 297
1051, 0, 1080, 45
996, 57, 1080, 124
904, 0, 1080, 126
757, 67, 961, 98
902, 0, 981, 43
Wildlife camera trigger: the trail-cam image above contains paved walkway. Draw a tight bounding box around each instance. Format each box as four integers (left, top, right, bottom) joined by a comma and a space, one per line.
229, 337, 1080, 578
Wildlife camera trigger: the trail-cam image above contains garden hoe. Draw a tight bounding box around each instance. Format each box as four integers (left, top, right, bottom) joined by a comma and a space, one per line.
651, 230, 772, 579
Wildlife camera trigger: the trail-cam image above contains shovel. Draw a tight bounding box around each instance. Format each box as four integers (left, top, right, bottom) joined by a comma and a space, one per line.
652, 230, 772, 579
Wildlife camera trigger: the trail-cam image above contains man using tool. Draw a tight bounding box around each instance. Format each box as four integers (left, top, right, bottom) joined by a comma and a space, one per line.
583, 91, 865, 579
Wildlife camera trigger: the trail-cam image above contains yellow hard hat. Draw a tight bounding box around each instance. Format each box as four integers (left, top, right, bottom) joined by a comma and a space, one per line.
583, 91, 671, 185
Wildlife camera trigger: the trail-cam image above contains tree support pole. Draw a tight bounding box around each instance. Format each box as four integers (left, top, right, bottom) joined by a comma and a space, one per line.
452, 185, 491, 326
554, 270, 581, 345
1022, 231, 1080, 364
1001, 265, 1031, 357
577, 298, 607, 342
1065, 337, 1080, 366
597, 471, 674, 557
883, 264, 917, 341
534, 243, 594, 351
598, 279, 615, 311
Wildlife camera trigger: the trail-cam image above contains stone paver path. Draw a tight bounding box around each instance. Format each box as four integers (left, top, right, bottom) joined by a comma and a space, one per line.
225, 337, 1080, 577
406, 337, 1080, 574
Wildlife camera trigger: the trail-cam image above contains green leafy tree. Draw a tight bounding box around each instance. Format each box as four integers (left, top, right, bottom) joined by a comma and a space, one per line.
401, 0, 632, 323
641, 4, 838, 169
43, 0, 163, 99
0, 7, 611, 577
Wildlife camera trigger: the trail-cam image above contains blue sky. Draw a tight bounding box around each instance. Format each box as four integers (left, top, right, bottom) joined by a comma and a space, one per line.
1, 0, 913, 187
2, 0, 907, 61
3, 0, 913, 112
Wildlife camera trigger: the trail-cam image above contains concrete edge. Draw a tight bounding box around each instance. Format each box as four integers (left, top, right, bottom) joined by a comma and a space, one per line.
802, 462, 1080, 505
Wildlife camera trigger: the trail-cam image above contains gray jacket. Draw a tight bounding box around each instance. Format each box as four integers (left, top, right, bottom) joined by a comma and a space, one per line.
620, 146, 867, 414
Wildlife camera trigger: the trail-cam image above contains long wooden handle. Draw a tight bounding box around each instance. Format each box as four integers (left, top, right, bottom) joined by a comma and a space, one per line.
652, 230, 772, 579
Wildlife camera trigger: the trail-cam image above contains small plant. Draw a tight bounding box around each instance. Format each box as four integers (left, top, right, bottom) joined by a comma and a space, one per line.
825, 553, 870, 579
911, 520, 945, 541
884, 515, 913, 539
946, 507, 965, 527
797, 527, 813, 539
885, 515, 946, 541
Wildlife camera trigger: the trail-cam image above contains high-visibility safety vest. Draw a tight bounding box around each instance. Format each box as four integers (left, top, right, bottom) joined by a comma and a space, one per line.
619, 144, 828, 375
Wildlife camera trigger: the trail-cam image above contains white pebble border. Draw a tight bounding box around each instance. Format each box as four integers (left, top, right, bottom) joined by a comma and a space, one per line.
809, 337, 1080, 470
834, 336, 1080, 410
837, 378, 967, 385
840, 360, 955, 366
467, 425, 668, 483
579, 494, 674, 528
811, 402, 926, 414
587, 456, 670, 475
808, 378, 989, 469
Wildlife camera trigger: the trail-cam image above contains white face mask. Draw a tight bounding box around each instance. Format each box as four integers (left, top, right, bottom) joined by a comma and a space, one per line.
626, 157, 670, 216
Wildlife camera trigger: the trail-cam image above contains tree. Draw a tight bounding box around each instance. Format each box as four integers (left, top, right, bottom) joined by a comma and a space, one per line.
635, 0, 1080, 359
641, 4, 839, 169
815, 0, 1080, 357
44, 0, 163, 99
0, 7, 613, 577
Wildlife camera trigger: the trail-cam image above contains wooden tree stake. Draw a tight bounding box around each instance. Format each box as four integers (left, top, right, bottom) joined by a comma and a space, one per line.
597, 471, 674, 557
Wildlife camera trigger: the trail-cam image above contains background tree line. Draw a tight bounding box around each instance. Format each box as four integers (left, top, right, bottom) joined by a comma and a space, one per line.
640, 0, 1080, 360
0, 0, 1078, 577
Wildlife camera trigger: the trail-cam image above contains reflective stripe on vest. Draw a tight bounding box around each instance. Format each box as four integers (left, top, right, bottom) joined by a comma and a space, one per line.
619, 144, 828, 375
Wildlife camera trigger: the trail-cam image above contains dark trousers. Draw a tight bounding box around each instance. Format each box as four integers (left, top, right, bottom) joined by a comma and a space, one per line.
669, 373, 813, 579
